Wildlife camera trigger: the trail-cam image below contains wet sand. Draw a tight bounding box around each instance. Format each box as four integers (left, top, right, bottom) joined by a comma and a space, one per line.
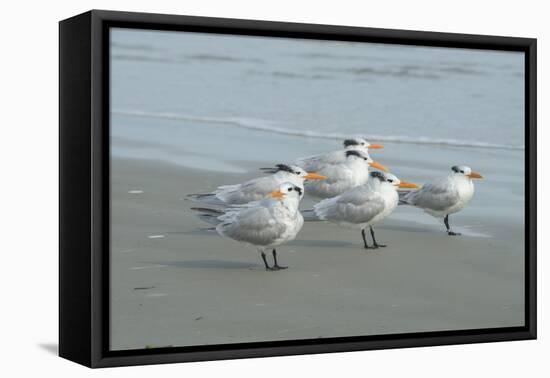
110, 157, 524, 351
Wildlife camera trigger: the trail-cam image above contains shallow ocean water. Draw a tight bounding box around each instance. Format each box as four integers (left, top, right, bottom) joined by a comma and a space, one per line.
110, 28, 525, 225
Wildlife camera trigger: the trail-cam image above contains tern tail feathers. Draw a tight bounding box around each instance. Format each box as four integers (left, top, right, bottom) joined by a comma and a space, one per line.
191, 207, 224, 226
190, 207, 224, 215
186, 193, 227, 207
398, 189, 413, 205
301, 209, 322, 221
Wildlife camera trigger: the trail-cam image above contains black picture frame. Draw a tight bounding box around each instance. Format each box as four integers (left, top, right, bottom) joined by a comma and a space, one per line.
59, 9, 537, 368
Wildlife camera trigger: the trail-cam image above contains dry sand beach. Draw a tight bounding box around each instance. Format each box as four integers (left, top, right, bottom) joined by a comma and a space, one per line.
110, 156, 524, 350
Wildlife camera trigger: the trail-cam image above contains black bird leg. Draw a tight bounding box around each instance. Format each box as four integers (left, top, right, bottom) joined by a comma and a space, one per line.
272, 249, 288, 270
370, 226, 386, 248
444, 215, 461, 236
361, 228, 374, 249
261, 252, 275, 271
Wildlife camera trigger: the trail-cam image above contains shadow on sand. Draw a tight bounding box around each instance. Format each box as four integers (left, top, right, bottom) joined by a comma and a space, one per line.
378, 224, 434, 233
143, 259, 260, 270
162, 229, 216, 236
287, 239, 355, 248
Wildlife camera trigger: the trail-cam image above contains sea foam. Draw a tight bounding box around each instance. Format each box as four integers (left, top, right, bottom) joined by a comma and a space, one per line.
113, 109, 524, 151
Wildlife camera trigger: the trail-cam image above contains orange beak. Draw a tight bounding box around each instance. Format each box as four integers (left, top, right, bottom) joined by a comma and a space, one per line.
304, 172, 327, 180
398, 181, 419, 189
369, 161, 389, 172
467, 171, 483, 179
269, 190, 285, 198
368, 143, 384, 149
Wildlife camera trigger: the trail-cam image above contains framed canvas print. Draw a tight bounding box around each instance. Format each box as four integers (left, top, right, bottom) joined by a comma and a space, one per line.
59, 10, 537, 368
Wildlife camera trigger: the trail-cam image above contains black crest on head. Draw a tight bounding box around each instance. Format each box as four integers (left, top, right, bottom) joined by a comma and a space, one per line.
343, 139, 360, 147
451, 166, 460, 173
345, 150, 365, 159
370, 171, 385, 181
260, 164, 297, 174
275, 164, 298, 174
294, 186, 303, 195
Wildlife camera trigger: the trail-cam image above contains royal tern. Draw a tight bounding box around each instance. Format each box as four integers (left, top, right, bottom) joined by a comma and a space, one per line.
342, 137, 384, 152
192, 182, 304, 271
303, 171, 418, 249
304, 172, 418, 249
188, 164, 325, 206
399, 165, 483, 235
295, 138, 383, 172
296, 149, 388, 198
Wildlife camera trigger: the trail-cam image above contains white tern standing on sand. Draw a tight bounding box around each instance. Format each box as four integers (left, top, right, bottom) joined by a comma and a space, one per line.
187, 164, 325, 206
399, 165, 483, 235
295, 143, 388, 198
303, 171, 418, 249
192, 182, 304, 271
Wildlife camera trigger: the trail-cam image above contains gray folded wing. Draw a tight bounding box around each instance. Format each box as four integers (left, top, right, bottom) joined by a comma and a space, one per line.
218, 205, 287, 246
405, 177, 459, 211
314, 186, 385, 224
